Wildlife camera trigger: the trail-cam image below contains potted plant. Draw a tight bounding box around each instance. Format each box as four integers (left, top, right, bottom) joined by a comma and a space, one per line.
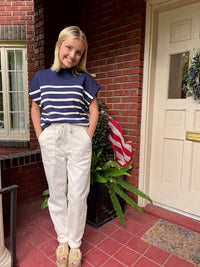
41, 102, 152, 227
182, 52, 200, 99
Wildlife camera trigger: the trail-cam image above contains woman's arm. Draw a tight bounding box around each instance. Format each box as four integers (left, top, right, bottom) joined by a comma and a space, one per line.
31, 100, 42, 139
87, 97, 99, 140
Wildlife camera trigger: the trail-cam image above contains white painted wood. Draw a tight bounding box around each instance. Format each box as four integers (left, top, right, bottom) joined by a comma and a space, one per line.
150, 2, 200, 215
154, 202, 200, 221
139, 0, 200, 217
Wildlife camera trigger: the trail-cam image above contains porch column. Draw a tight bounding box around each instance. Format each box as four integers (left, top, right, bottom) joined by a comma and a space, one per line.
0, 164, 11, 267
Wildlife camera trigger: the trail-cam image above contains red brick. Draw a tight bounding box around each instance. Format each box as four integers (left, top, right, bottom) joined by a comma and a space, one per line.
113, 90, 130, 96
0, 2, 11, 6
99, 65, 114, 72
107, 42, 123, 51
98, 78, 113, 85
12, 1, 26, 6
6, 6, 19, 11
114, 116, 129, 123
108, 110, 121, 116
115, 49, 132, 57
115, 62, 131, 69
107, 70, 122, 77
106, 97, 121, 103
122, 68, 140, 76
114, 77, 130, 84
99, 91, 113, 97
1, 11, 12, 16
129, 117, 141, 123
113, 103, 130, 109
107, 84, 122, 90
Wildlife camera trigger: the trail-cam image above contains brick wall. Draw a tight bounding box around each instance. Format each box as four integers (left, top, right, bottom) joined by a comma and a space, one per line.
76, 0, 146, 190
1, 150, 47, 203
1, 150, 47, 234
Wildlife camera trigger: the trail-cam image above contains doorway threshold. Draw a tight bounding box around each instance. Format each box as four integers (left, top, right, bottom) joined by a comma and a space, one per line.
143, 203, 200, 234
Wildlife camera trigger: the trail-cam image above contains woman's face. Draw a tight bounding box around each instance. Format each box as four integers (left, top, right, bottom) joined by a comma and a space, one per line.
58, 38, 85, 69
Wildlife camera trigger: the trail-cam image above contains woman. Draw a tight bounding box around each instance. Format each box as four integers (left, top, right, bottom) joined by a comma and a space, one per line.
29, 26, 101, 267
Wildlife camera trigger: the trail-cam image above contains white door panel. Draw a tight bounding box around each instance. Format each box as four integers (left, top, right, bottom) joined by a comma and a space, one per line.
150, 2, 200, 216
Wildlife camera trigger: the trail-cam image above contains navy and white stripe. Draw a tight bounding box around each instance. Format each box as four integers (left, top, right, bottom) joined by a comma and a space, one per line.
29, 68, 100, 128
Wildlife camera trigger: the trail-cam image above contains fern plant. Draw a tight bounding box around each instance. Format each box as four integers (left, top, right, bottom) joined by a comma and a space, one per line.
91, 150, 152, 226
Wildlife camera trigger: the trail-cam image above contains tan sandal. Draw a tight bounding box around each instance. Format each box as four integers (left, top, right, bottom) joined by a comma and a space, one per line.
68, 248, 82, 267
56, 245, 69, 267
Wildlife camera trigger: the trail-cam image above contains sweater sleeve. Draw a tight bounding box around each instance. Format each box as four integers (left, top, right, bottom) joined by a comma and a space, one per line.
83, 73, 101, 107
28, 72, 41, 107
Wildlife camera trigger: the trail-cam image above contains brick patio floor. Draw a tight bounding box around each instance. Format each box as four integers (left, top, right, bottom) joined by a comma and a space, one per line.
4, 197, 200, 267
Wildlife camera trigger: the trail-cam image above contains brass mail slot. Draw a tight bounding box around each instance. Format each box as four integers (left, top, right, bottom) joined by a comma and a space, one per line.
186, 131, 200, 142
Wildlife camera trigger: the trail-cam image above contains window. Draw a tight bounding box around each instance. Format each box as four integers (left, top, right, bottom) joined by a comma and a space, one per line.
168, 52, 189, 99
0, 44, 29, 140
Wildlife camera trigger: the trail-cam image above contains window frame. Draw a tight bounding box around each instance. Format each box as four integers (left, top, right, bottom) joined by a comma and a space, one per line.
0, 42, 29, 140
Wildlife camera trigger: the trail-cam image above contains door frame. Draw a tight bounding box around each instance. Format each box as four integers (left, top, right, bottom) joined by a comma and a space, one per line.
138, 0, 200, 207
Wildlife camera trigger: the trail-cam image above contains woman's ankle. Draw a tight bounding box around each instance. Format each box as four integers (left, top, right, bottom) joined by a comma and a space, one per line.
59, 242, 68, 246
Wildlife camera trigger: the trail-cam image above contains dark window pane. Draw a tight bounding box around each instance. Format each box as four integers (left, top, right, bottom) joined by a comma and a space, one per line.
8, 51, 15, 70
0, 73, 2, 91
9, 92, 18, 111
0, 112, 4, 129
18, 93, 24, 111
17, 72, 24, 91
10, 113, 18, 130
16, 51, 23, 70
19, 113, 25, 130
0, 93, 3, 111
9, 72, 16, 91
168, 52, 189, 99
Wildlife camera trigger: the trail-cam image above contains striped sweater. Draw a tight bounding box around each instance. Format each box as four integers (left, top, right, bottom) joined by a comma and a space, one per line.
29, 68, 101, 129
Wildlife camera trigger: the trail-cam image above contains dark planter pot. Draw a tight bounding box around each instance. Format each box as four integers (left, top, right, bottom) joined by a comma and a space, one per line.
86, 183, 126, 228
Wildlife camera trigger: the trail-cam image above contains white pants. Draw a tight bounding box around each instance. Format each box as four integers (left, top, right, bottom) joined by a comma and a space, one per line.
39, 123, 92, 248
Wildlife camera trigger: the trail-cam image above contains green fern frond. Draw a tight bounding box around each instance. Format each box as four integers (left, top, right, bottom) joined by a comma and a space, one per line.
95, 174, 108, 183
91, 151, 102, 168
42, 189, 49, 196
119, 161, 133, 172
100, 162, 131, 179
102, 168, 131, 178
102, 160, 119, 169
112, 183, 143, 214
116, 177, 153, 205
106, 184, 125, 226
41, 197, 48, 210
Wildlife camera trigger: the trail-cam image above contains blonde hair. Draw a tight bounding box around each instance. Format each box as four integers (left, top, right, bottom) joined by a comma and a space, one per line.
51, 26, 88, 74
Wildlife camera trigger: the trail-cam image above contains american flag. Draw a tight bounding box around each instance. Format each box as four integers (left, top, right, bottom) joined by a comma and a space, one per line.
108, 116, 132, 167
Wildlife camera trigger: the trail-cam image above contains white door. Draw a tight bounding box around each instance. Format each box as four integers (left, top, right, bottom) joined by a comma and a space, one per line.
149, 2, 200, 216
